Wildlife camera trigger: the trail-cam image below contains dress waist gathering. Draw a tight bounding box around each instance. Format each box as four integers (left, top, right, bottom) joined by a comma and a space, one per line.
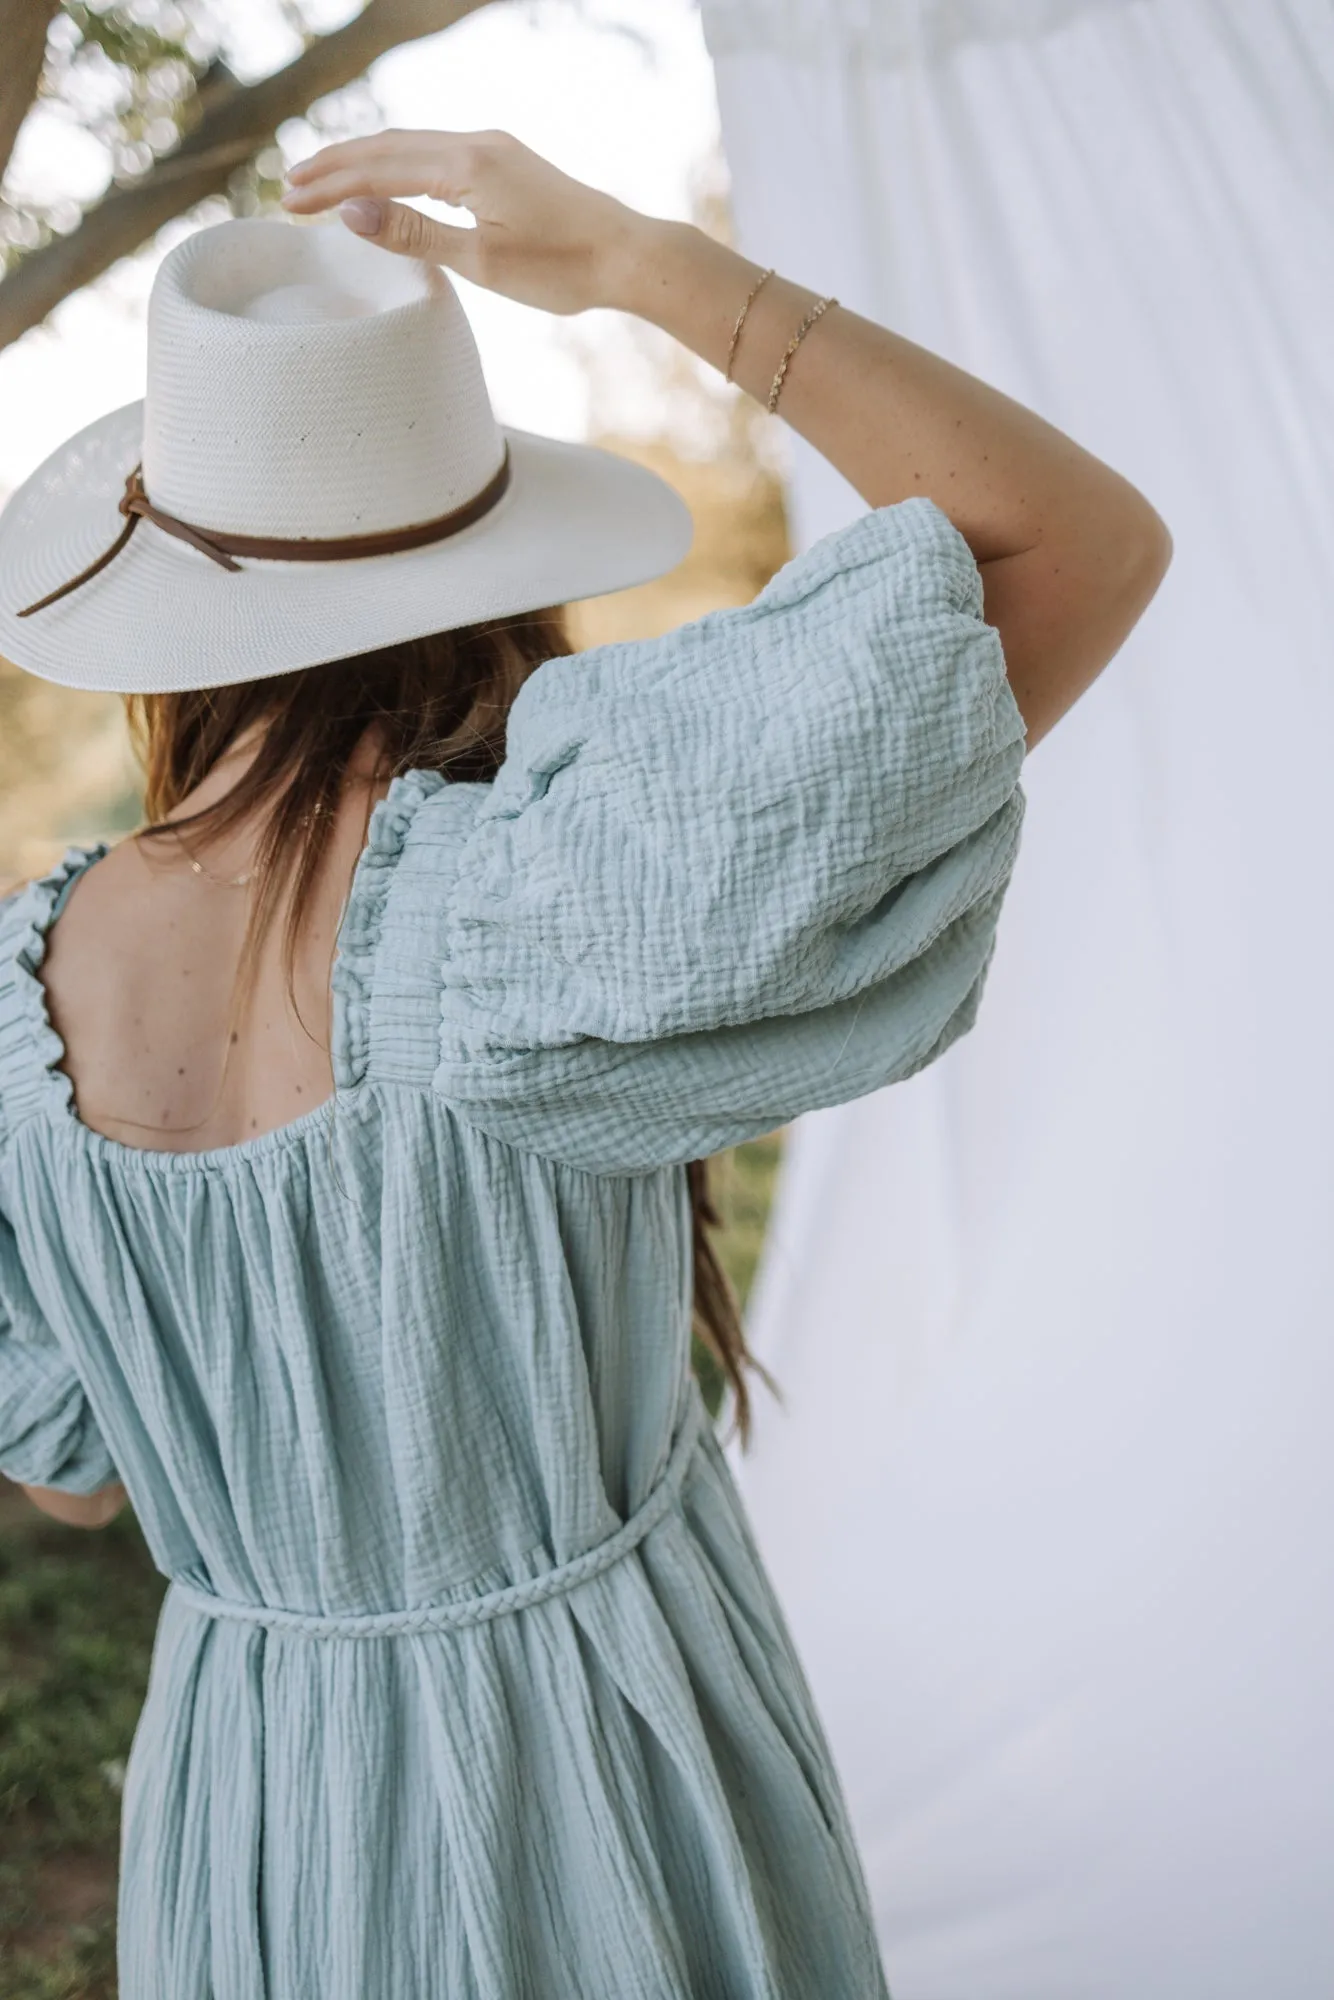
166, 1394, 705, 1641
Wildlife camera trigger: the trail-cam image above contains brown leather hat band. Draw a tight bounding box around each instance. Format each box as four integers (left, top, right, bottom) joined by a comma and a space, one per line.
17, 448, 513, 619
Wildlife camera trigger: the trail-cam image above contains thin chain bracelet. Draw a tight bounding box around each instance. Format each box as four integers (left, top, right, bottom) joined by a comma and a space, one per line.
767, 295, 839, 414
724, 266, 776, 383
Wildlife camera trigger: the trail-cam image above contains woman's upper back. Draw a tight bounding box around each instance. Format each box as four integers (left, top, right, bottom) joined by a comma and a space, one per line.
35, 724, 393, 1154
0, 499, 1027, 1594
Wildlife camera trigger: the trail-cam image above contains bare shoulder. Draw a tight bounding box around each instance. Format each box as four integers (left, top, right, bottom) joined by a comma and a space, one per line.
42, 836, 201, 1015
39, 834, 251, 1146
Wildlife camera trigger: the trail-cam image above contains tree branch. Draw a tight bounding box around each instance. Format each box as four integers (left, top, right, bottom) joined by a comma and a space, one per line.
0, 0, 61, 187
0, 0, 497, 355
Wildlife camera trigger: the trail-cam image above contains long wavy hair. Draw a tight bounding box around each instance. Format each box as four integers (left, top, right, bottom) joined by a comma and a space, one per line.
125, 608, 763, 1440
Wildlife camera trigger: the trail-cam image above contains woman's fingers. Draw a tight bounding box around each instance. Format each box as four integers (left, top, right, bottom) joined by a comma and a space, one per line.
281, 125, 636, 314
282, 164, 463, 213
286, 128, 450, 184
283, 129, 494, 211
337, 197, 479, 278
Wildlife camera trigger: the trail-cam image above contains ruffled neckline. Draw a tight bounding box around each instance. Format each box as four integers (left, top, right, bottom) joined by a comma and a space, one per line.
0, 843, 108, 1143
0, 767, 447, 1167
330, 766, 446, 1092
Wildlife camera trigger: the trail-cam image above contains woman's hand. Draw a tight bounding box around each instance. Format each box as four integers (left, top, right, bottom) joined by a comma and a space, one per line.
282, 128, 648, 316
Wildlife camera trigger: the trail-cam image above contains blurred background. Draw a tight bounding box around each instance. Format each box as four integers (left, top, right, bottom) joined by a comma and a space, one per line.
0, 4, 783, 1988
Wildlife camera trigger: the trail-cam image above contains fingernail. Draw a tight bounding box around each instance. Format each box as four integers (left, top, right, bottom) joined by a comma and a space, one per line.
340, 199, 382, 236
280, 190, 300, 207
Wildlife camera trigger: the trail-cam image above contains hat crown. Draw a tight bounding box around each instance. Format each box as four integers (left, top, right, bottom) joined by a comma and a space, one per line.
142, 219, 504, 539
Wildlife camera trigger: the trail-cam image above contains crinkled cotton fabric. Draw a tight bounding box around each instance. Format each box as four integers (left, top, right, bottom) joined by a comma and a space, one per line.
0, 498, 1025, 1999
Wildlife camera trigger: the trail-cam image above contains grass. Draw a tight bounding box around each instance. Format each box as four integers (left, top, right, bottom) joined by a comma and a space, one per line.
0, 1135, 780, 1994
0, 1496, 164, 1997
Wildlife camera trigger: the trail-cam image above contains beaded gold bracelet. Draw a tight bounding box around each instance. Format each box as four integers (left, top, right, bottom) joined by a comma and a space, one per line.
724, 267, 775, 383
767, 295, 839, 414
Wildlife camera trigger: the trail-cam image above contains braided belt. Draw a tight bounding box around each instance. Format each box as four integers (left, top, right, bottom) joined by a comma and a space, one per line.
168, 1398, 703, 1641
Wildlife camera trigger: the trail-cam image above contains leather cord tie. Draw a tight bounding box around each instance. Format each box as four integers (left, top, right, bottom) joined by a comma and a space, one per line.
17, 448, 513, 619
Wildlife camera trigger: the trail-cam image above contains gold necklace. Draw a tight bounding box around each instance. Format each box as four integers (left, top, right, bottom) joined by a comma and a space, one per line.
168, 823, 257, 889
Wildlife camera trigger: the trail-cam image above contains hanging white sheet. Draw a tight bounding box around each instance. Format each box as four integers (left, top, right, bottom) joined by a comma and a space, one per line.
703, 2, 1334, 1994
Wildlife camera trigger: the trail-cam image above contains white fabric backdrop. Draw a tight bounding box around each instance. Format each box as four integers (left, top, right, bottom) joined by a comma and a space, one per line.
703, 2, 1334, 1994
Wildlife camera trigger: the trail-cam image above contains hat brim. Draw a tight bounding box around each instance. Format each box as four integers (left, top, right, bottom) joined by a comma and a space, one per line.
0, 403, 694, 694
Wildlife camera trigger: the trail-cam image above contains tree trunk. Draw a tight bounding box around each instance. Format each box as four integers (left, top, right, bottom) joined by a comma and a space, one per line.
0, 0, 497, 355
0, 0, 61, 186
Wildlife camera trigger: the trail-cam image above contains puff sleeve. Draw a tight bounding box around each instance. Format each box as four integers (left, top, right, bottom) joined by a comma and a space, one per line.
431, 497, 1027, 1174
0, 1211, 119, 1494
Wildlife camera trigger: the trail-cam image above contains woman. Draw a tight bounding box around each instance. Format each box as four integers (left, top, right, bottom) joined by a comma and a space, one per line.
0, 129, 1168, 1996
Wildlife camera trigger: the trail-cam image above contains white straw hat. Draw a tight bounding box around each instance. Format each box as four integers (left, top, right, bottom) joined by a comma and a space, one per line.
0, 217, 693, 694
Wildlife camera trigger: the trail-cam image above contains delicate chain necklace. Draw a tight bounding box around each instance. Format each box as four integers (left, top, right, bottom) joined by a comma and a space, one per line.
160, 797, 336, 888
167, 823, 257, 889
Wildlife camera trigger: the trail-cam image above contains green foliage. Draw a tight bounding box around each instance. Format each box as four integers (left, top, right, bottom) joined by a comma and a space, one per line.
0, 3, 370, 277
60, 3, 203, 84
1, 1916, 118, 1999
0, 1493, 164, 1995
713, 1135, 783, 1309
692, 1133, 782, 1421
54, 3, 207, 184
1, 4, 216, 271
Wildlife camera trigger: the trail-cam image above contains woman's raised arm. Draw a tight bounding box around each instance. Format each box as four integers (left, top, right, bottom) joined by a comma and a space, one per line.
284, 129, 1171, 748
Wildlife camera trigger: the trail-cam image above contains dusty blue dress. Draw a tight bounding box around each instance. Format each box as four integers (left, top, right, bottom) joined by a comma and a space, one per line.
0, 500, 1025, 1999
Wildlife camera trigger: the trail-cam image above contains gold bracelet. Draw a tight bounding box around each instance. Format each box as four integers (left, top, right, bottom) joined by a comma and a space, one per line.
767, 295, 838, 414
724, 267, 775, 383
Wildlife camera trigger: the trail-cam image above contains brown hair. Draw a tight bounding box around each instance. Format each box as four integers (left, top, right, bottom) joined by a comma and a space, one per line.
126, 610, 764, 1440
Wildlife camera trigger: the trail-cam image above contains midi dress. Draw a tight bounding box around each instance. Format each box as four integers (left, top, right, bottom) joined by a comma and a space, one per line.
0, 499, 1026, 2000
